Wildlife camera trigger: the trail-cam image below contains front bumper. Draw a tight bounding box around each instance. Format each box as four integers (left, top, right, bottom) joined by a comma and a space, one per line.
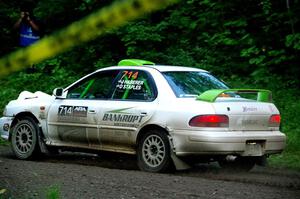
171, 130, 286, 157
0, 116, 14, 140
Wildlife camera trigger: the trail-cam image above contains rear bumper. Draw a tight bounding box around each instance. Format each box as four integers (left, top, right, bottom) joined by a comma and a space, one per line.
0, 116, 14, 140
171, 130, 286, 156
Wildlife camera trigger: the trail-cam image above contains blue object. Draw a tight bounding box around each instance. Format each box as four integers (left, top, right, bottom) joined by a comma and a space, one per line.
20, 23, 40, 46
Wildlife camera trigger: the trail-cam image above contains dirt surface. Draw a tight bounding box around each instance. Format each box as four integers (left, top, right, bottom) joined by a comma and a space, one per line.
0, 145, 300, 199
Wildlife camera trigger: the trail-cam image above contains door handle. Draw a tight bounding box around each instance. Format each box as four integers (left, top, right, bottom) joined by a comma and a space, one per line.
88, 110, 96, 114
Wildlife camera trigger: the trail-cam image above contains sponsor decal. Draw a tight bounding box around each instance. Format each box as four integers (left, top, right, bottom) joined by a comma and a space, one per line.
58, 105, 88, 117
73, 106, 88, 117
242, 106, 258, 112
103, 113, 144, 123
102, 107, 145, 128
57, 105, 88, 122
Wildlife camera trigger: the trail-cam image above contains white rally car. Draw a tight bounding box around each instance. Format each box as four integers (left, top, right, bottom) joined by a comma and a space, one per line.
0, 59, 286, 172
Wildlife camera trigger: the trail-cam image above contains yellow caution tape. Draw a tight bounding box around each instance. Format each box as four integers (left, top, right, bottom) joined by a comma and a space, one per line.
0, 189, 6, 194
0, 0, 179, 77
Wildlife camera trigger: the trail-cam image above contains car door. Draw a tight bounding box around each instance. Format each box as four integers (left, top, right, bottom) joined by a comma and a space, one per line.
98, 69, 159, 153
47, 70, 120, 148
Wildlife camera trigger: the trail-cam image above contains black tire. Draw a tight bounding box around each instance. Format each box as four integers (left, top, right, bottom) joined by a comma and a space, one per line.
218, 156, 256, 172
137, 129, 173, 173
256, 155, 268, 167
11, 117, 41, 159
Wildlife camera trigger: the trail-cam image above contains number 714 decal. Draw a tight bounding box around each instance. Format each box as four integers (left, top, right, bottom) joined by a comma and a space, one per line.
58, 105, 88, 117
121, 71, 139, 80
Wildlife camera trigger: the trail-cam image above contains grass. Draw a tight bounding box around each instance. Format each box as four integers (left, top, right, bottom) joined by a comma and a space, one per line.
269, 151, 300, 171
0, 189, 8, 199
46, 185, 61, 199
270, 90, 300, 171
0, 138, 8, 146
0, 185, 61, 199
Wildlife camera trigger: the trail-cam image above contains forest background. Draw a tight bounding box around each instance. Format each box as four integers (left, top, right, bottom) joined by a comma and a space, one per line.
0, 0, 299, 169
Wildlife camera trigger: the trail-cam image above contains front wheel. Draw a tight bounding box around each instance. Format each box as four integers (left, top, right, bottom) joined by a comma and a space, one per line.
137, 130, 173, 173
11, 117, 41, 159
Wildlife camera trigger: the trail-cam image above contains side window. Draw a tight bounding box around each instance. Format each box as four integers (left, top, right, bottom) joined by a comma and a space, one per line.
67, 70, 119, 99
112, 70, 157, 101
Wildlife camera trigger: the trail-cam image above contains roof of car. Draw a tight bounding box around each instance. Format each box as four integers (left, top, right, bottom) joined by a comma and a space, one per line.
98, 65, 208, 73
145, 65, 208, 72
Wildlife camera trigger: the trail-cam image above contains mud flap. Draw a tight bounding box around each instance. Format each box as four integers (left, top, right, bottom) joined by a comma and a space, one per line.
168, 136, 191, 170
37, 126, 50, 154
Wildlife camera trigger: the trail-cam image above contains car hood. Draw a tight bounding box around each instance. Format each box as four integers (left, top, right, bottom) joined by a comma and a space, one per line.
16, 91, 53, 101
4, 91, 55, 117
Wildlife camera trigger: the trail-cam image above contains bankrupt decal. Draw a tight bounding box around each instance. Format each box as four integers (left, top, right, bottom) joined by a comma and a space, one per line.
103, 113, 144, 123
102, 107, 145, 127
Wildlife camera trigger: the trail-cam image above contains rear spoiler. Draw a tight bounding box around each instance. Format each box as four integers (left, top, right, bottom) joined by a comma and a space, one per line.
197, 89, 272, 103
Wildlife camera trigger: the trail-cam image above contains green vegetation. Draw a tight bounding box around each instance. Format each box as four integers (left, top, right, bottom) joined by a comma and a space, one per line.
0, 0, 299, 170
46, 185, 61, 199
269, 151, 300, 171
0, 188, 8, 199
0, 138, 8, 146
0, 185, 61, 199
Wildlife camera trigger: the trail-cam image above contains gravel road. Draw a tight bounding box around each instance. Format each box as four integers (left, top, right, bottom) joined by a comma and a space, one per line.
0, 146, 299, 199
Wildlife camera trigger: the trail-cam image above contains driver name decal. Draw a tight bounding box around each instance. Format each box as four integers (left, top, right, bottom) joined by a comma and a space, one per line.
116, 70, 144, 90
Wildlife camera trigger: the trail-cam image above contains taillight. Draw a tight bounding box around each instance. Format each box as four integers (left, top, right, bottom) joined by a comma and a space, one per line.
189, 115, 229, 127
269, 114, 281, 127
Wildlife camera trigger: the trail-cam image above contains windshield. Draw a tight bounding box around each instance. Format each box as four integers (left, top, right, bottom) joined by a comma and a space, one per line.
163, 71, 229, 98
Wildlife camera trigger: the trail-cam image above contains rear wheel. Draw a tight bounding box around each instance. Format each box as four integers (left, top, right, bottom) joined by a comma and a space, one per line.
218, 156, 256, 172
137, 130, 172, 172
11, 117, 41, 159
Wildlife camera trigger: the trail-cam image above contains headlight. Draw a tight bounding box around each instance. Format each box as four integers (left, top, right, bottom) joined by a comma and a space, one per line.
3, 123, 9, 131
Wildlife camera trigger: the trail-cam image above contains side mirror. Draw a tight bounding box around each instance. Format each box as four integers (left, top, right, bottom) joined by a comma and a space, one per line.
53, 88, 64, 98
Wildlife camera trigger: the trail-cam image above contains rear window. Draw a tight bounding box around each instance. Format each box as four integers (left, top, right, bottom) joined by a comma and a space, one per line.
163, 71, 228, 98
